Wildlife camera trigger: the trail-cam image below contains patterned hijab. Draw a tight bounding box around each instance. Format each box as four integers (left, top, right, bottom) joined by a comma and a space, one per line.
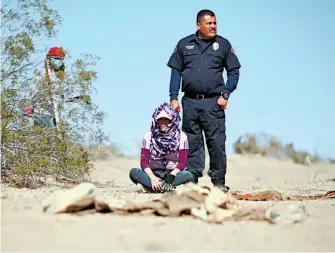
150, 102, 181, 160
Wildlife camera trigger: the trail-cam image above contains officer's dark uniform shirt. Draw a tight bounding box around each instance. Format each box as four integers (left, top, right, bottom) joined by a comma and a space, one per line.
167, 32, 241, 100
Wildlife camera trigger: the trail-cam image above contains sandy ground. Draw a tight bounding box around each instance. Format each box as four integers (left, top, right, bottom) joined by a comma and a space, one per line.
1, 154, 335, 252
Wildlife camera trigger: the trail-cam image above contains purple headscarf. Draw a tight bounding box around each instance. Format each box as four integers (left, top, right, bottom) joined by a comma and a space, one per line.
150, 102, 181, 160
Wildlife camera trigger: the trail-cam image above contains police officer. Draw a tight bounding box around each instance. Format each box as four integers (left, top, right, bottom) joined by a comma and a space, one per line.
167, 9, 241, 192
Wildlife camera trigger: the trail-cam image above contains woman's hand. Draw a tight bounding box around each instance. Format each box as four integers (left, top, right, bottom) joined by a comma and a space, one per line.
150, 175, 162, 191
162, 168, 180, 192
162, 173, 175, 192
143, 168, 162, 192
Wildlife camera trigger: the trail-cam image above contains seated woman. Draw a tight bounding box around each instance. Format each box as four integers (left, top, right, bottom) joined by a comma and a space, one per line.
129, 102, 194, 193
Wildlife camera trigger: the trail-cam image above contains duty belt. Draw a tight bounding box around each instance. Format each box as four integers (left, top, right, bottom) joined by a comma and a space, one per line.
184, 92, 219, 99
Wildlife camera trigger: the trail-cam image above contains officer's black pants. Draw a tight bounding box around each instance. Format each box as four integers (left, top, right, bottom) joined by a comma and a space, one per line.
181, 95, 227, 185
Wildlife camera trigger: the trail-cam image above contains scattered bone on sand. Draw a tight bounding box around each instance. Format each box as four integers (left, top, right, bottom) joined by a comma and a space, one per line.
43, 182, 309, 225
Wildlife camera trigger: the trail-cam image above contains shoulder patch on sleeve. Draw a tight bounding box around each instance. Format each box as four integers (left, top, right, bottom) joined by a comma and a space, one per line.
231, 47, 237, 56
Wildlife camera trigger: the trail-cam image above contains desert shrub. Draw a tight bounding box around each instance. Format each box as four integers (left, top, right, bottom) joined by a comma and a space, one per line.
233, 132, 324, 166
87, 143, 125, 161
1, 0, 108, 188
233, 133, 283, 157
1, 125, 91, 188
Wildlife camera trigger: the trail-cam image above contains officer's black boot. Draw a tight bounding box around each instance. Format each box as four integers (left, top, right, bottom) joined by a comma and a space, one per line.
214, 183, 230, 192
212, 177, 230, 192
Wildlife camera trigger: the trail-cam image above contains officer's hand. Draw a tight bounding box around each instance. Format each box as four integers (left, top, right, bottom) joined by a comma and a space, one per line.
217, 96, 228, 110
170, 100, 180, 112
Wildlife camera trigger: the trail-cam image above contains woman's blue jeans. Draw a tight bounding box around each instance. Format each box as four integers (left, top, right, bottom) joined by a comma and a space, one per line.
129, 168, 194, 189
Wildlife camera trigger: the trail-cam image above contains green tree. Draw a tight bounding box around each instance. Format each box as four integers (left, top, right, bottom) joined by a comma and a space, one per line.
1, 0, 109, 188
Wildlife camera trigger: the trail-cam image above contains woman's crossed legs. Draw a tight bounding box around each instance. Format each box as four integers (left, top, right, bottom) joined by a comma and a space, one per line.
129, 168, 194, 191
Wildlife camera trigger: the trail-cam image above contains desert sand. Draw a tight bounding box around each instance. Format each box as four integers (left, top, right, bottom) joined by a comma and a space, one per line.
1, 154, 335, 252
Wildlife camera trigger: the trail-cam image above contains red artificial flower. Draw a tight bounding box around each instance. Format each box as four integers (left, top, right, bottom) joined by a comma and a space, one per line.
46, 47, 66, 58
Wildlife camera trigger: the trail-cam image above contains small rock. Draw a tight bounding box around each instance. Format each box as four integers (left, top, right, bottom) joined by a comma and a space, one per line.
1, 192, 8, 199
43, 183, 97, 214
266, 203, 308, 224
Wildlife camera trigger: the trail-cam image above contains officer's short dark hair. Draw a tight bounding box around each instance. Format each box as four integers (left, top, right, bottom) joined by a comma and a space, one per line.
196, 9, 215, 23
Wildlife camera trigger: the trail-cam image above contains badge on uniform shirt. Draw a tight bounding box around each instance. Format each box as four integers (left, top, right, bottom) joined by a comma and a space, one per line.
212, 42, 219, 51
